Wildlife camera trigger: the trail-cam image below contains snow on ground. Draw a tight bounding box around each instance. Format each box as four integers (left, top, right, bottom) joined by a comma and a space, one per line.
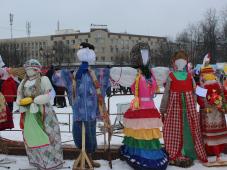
1, 94, 227, 169
1, 154, 227, 170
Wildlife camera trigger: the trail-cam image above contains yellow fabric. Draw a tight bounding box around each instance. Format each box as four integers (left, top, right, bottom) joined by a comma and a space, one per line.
20, 97, 33, 106
130, 72, 141, 110
202, 73, 217, 81
224, 64, 227, 75
123, 128, 162, 140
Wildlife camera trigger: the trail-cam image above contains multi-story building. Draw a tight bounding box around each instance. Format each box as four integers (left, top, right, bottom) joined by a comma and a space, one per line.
0, 27, 167, 66
0, 36, 52, 66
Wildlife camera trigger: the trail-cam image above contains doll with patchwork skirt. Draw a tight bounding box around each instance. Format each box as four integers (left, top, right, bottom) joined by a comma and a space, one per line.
110, 42, 168, 170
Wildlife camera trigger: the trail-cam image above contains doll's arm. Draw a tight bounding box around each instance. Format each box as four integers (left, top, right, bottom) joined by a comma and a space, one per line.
33, 76, 52, 105
160, 76, 171, 119
110, 67, 137, 87
16, 80, 28, 113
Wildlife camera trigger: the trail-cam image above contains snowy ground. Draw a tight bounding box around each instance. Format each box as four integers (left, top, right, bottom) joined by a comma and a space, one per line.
1, 94, 227, 170
1, 154, 227, 170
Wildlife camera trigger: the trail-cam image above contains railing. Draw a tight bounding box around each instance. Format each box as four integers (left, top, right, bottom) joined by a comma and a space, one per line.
1, 90, 164, 144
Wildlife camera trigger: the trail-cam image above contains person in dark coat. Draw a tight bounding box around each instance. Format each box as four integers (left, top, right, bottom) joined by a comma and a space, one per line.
46, 65, 58, 106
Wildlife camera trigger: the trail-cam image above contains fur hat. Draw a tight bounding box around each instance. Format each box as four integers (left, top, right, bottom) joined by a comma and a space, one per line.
77, 42, 96, 64
130, 42, 151, 67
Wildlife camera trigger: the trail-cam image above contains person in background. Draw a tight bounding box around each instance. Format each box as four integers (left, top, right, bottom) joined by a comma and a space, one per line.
46, 65, 57, 106
0, 68, 14, 130
1, 68, 17, 113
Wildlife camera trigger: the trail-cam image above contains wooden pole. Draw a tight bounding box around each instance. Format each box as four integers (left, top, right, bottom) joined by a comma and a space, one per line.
73, 122, 93, 170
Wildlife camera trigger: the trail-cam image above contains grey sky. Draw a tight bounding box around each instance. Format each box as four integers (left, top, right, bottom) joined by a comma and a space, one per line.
0, 0, 227, 39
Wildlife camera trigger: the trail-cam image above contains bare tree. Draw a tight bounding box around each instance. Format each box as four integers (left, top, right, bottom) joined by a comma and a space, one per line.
0, 42, 27, 67
200, 8, 219, 63
113, 50, 130, 65
52, 41, 75, 65
220, 5, 227, 39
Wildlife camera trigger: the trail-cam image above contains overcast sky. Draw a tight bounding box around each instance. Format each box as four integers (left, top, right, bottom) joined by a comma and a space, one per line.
0, 0, 227, 39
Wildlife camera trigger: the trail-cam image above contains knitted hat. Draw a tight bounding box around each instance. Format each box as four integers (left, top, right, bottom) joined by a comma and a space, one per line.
130, 42, 151, 67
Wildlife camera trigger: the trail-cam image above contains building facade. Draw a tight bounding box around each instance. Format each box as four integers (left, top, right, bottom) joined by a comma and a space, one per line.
0, 28, 167, 66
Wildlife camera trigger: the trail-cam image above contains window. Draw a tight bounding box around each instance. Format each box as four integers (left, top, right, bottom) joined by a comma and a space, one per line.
101, 56, 105, 61
125, 40, 129, 45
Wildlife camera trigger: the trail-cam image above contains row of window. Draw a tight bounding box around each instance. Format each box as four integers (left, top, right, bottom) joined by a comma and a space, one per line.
54, 37, 162, 48
55, 39, 88, 46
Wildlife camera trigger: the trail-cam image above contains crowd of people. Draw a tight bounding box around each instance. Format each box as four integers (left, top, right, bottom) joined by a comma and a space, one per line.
0, 42, 226, 170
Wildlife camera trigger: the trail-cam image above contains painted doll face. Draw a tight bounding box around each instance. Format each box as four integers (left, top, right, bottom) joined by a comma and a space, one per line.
174, 59, 187, 71
26, 68, 38, 77
140, 49, 149, 65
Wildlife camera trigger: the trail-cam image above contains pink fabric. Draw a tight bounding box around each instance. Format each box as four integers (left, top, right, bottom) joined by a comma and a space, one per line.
131, 75, 157, 109
123, 118, 163, 129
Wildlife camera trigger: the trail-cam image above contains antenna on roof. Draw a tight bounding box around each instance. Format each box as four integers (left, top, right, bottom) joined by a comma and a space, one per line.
26, 21, 31, 37
57, 20, 60, 31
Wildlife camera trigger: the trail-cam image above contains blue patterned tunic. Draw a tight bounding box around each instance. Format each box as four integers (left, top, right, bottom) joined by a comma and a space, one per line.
52, 68, 110, 153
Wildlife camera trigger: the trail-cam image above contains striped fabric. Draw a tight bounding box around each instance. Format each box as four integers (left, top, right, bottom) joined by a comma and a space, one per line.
121, 108, 168, 170
123, 128, 162, 140
123, 118, 163, 129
